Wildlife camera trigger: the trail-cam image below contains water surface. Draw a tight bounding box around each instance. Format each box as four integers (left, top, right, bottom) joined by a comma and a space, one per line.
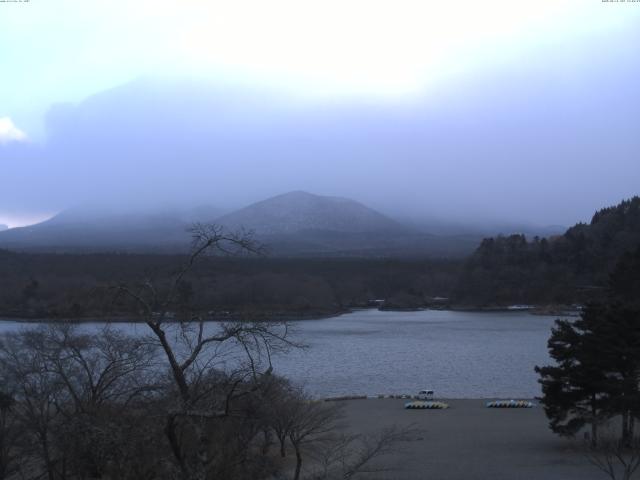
0, 309, 560, 398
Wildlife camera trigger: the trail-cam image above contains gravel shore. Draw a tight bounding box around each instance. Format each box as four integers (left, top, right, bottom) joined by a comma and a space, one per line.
337, 398, 602, 480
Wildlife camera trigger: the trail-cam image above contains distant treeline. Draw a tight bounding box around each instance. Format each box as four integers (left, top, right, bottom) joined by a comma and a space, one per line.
0, 253, 461, 319
1, 196, 639, 318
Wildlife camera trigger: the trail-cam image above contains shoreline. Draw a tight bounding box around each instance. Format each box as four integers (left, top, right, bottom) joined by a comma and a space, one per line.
0, 304, 580, 323
323, 395, 540, 402
0, 309, 351, 324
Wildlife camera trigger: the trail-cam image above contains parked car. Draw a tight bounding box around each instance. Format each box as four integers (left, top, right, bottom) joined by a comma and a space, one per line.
417, 389, 434, 400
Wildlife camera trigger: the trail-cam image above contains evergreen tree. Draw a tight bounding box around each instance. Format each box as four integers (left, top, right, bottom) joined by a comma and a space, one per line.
596, 304, 640, 444
536, 248, 640, 445
535, 308, 609, 445
609, 245, 640, 308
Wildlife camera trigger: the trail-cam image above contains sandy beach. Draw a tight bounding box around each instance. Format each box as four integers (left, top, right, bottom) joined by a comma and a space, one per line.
337, 398, 603, 480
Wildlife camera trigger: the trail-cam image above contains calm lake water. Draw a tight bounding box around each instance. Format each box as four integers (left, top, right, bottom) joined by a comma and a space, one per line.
0, 309, 561, 398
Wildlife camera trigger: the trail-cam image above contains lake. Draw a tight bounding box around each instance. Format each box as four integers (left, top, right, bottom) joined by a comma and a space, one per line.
0, 309, 561, 398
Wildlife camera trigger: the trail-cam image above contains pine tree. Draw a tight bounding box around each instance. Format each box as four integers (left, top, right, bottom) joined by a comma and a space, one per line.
535, 309, 609, 445
596, 304, 640, 444
536, 248, 640, 446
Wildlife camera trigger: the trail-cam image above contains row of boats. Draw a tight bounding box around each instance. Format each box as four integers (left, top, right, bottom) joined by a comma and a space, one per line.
404, 399, 535, 409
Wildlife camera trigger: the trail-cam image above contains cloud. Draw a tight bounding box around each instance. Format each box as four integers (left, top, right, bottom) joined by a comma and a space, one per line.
0, 117, 27, 144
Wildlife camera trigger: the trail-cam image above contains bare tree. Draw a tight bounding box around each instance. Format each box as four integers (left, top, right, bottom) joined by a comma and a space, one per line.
278, 389, 418, 480
263, 376, 299, 458
309, 425, 418, 480
0, 324, 161, 480
0, 330, 65, 480
287, 396, 345, 480
0, 391, 22, 480
585, 428, 640, 480
113, 224, 297, 480
31, 324, 158, 413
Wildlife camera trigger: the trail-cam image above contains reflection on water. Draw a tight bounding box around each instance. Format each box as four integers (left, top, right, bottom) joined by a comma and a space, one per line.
0, 309, 560, 398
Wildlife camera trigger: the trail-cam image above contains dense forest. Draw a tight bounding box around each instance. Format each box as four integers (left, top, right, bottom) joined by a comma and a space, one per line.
0, 253, 460, 319
1, 197, 639, 319
455, 196, 640, 306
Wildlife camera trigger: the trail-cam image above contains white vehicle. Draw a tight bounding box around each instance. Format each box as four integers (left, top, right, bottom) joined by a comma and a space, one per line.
417, 389, 434, 400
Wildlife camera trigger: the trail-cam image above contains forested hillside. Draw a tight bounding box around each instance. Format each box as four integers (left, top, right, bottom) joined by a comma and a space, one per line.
455, 197, 640, 305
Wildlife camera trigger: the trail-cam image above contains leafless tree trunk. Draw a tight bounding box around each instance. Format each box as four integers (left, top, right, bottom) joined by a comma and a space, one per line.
0, 392, 21, 480
113, 224, 297, 480
302, 424, 419, 480
287, 396, 344, 480
585, 428, 640, 480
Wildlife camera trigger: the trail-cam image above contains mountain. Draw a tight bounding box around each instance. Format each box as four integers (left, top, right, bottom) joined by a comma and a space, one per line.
213, 191, 571, 257
4, 190, 556, 258
0, 205, 223, 252
217, 191, 405, 235
0, 224, 7, 232
0, 192, 485, 257
214, 191, 441, 256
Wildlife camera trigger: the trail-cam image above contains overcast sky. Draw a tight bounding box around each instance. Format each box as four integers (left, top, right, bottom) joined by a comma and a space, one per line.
1, 0, 639, 228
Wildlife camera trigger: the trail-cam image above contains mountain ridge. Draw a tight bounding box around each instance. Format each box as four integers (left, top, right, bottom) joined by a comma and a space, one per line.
216, 191, 409, 235
0, 191, 564, 258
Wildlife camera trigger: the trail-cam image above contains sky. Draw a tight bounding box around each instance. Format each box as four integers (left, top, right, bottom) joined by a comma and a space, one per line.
0, 0, 639, 228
